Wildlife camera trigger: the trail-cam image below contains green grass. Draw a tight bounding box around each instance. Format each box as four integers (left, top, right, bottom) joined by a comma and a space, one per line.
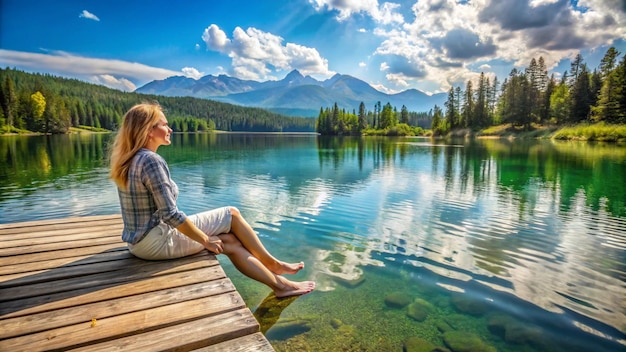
478, 123, 557, 139
0, 125, 111, 135
0, 125, 35, 134
73, 125, 111, 133
552, 123, 626, 142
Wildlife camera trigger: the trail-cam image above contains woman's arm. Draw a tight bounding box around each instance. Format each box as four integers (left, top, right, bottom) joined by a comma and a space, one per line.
140, 152, 224, 254
176, 218, 224, 254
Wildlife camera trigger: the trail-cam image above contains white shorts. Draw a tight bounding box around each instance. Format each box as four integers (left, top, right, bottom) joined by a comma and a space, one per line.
128, 206, 232, 260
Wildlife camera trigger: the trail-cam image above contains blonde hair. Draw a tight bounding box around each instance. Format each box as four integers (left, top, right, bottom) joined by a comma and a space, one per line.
109, 102, 164, 189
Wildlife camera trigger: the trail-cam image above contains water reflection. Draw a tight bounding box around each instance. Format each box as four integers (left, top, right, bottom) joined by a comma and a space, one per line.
1, 134, 625, 350
307, 136, 626, 347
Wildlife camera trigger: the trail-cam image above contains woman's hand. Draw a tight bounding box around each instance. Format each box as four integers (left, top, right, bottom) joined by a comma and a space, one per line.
176, 219, 224, 254
204, 235, 224, 254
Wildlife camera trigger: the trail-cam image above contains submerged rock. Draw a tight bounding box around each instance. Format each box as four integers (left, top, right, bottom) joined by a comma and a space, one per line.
443, 331, 496, 352
486, 312, 517, 338
333, 275, 365, 288
450, 294, 488, 316
384, 292, 413, 309
403, 337, 437, 352
337, 324, 355, 335
330, 318, 343, 329
487, 312, 544, 345
505, 323, 543, 344
407, 298, 436, 322
266, 317, 313, 341
435, 319, 454, 333
443, 314, 469, 330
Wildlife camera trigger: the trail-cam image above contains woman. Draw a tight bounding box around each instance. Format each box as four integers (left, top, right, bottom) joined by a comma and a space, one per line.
109, 102, 315, 298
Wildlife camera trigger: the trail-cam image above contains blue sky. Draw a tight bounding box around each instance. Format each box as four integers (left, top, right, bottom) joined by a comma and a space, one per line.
1, 0, 625, 95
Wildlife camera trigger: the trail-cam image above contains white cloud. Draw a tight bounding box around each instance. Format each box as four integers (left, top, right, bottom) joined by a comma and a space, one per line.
309, 0, 403, 24
529, 0, 559, 6
309, 0, 379, 21
312, 0, 625, 92
359, 62, 367, 67
0, 49, 190, 91
92, 75, 135, 91
79, 10, 100, 21
202, 24, 231, 51
370, 82, 399, 94
181, 67, 204, 79
201, 24, 334, 80
378, 2, 404, 25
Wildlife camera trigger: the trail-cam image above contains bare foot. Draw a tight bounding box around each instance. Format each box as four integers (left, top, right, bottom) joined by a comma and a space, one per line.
271, 261, 304, 275
274, 280, 316, 298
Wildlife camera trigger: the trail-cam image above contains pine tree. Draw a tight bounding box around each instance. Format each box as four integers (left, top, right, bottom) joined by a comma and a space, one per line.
444, 87, 457, 129
550, 82, 570, 124
592, 47, 623, 123
461, 80, 474, 128
488, 76, 499, 123
570, 64, 591, 122
617, 54, 626, 123
475, 72, 489, 127
379, 102, 395, 129
540, 74, 556, 124
1, 76, 17, 128
431, 104, 443, 135
357, 102, 367, 133
400, 105, 409, 124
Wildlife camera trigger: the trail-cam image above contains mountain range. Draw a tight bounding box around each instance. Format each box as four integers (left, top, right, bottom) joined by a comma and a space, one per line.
135, 70, 446, 117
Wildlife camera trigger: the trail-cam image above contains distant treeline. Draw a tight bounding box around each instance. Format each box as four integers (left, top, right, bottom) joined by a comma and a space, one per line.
316, 101, 431, 136
0, 68, 316, 134
317, 46, 626, 136
434, 46, 626, 135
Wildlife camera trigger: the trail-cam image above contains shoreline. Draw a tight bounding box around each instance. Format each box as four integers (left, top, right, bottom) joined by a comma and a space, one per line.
2, 123, 625, 142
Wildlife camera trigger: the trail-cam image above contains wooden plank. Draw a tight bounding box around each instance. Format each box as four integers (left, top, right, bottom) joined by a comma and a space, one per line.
0, 253, 216, 300
193, 332, 275, 352
0, 243, 127, 268
66, 308, 260, 352
0, 247, 132, 276
0, 215, 274, 352
0, 249, 134, 282
0, 277, 236, 340
0, 295, 250, 351
0, 225, 123, 243
0, 214, 122, 232
0, 218, 124, 239
0, 265, 225, 318
0, 236, 126, 257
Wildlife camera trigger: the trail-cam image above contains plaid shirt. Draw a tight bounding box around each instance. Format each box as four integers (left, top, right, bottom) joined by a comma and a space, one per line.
118, 148, 187, 244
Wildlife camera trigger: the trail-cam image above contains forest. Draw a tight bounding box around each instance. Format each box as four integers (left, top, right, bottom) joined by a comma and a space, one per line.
316, 101, 432, 136
317, 46, 626, 137
0, 68, 316, 134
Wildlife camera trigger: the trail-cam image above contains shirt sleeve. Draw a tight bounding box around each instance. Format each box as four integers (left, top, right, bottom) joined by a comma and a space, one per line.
141, 153, 187, 228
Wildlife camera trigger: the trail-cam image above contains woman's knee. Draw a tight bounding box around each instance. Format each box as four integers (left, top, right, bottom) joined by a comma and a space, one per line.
219, 233, 242, 254
229, 206, 240, 217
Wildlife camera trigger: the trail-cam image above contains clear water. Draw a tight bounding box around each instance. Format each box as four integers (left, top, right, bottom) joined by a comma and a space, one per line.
1, 133, 625, 351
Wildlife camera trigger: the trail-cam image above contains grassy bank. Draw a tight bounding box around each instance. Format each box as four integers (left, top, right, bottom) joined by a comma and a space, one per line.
551, 123, 626, 142
471, 123, 626, 142
477, 123, 558, 139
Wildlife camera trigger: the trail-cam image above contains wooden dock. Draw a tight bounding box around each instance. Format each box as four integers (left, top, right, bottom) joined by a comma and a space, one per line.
0, 214, 275, 351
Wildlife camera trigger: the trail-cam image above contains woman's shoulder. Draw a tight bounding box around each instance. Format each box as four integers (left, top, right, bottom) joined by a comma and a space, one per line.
135, 148, 166, 166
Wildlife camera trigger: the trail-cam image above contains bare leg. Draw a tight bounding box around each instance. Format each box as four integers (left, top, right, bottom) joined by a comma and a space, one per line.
218, 233, 315, 298
229, 207, 304, 275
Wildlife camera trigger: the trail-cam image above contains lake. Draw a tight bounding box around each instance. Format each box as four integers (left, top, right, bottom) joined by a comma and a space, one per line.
1, 133, 625, 352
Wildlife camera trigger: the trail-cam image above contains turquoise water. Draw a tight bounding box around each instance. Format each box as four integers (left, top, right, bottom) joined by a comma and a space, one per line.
1, 133, 625, 351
